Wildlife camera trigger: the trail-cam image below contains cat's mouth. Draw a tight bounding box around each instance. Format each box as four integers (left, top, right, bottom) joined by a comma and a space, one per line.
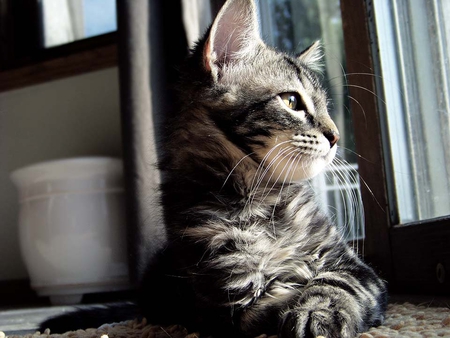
255, 133, 338, 182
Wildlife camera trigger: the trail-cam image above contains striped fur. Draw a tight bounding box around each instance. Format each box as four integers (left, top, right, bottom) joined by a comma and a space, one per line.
142, 0, 388, 337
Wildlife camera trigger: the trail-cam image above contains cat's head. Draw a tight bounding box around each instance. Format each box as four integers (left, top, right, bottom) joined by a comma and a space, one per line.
182, 0, 339, 182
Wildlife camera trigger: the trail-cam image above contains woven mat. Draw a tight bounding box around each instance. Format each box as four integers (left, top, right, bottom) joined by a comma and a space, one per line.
3, 303, 450, 338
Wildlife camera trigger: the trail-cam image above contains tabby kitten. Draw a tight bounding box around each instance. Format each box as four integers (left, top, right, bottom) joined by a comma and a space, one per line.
139, 0, 387, 337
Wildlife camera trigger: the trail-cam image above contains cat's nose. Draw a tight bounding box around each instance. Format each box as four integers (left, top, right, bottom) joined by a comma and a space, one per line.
324, 130, 340, 148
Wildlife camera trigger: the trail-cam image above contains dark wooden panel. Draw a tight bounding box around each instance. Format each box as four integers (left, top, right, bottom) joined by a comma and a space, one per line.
0, 44, 117, 92
340, 0, 393, 281
390, 217, 450, 294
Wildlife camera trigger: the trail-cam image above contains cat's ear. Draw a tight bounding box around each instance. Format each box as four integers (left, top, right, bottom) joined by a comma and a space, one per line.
298, 41, 324, 73
203, 0, 262, 78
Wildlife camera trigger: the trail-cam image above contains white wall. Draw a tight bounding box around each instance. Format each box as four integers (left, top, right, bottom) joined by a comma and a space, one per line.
0, 67, 122, 281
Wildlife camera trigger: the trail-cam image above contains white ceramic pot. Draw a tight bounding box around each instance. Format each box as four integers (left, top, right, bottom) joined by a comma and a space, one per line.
10, 157, 130, 305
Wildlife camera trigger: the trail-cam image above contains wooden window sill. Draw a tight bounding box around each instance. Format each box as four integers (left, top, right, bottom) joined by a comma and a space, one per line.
0, 44, 118, 93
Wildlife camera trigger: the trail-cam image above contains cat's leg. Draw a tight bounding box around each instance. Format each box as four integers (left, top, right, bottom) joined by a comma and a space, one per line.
236, 284, 301, 337
138, 246, 200, 330
279, 244, 387, 338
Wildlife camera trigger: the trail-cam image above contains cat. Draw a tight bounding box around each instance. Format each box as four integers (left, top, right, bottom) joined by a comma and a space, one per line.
137, 0, 387, 337
41, 0, 387, 337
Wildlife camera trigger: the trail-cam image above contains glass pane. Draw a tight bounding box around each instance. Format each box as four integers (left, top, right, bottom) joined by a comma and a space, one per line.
40, 0, 117, 48
257, 0, 364, 240
373, 0, 450, 223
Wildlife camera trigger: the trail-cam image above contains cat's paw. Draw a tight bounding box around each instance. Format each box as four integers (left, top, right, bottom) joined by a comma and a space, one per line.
279, 307, 356, 338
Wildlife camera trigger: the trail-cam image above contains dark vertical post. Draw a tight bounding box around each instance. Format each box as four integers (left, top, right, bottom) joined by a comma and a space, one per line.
340, 0, 393, 282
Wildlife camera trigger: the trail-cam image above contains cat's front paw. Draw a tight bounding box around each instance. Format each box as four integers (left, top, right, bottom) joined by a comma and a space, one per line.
279, 307, 356, 338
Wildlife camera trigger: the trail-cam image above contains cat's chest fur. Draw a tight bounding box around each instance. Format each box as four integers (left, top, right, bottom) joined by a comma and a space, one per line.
182, 183, 332, 307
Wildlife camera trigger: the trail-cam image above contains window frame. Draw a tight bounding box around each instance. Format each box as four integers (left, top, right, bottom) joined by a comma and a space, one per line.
0, 0, 117, 92
340, 0, 450, 294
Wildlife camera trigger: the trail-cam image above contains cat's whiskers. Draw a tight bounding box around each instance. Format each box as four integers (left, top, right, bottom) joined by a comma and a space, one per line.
244, 152, 292, 220
252, 144, 305, 209
270, 151, 308, 230
254, 143, 293, 186
336, 148, 385, 214
282, 150, 306, 199
260, 147, 298, 200
263, 148, 301, 232
321, 164, 347, 242
245, 142, 292, 213
327, 160, 358, 250
346, 94, 368, 127
299, 153, 313, 181
340, 84, 386, 105
331, 160, 354, 227
347, 173, 364, 254
325, 142, 387, 255
325, 69, 378, 107
326, 67, 385, 126
337, 145, 372, 163
326, 72, 382, 84
248, 140, 291, 194
282, 151, 305, 204
330, 157, 365, 253
221, 152, 256, 191
244, 140, 315, 225
328, 161, 355, 245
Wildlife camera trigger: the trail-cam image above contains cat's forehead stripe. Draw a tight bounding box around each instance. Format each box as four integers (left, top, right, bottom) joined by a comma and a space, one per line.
282, 56, 316, 114
283, 56, 301, 76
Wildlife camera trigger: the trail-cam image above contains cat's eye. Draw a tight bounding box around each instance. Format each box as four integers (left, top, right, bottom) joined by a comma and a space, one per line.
279, 92, 303, 111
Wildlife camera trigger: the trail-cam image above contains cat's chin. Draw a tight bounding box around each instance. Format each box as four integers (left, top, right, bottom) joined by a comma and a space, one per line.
278, 159, 327, 182
263, 148, 337, 182
289, 159, 329, 181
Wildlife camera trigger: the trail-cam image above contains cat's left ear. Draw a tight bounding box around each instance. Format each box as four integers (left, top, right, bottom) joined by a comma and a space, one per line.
298, 41, 324, 73
203, 0, 263, 79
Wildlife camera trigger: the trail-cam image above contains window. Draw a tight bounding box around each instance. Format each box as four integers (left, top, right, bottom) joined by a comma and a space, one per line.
40, 0, 117, 48
258, 0, 364, 241
373, 0, 450, 223
339, 0, 450, 293
0, 0, 118, 91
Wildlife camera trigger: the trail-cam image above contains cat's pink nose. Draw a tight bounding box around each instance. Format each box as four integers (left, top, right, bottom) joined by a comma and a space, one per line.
324, 130, 340, 148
